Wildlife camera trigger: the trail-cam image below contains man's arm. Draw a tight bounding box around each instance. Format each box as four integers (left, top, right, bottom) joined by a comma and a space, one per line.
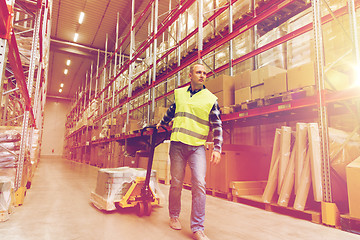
156, 103, 176, 128
209, 101, 223, 164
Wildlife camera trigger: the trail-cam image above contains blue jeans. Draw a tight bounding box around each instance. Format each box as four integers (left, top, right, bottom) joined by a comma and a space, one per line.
168, 141, 207, 233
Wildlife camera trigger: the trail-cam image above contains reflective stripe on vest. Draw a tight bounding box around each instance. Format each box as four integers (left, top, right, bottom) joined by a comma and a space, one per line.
170, 87, 217, 146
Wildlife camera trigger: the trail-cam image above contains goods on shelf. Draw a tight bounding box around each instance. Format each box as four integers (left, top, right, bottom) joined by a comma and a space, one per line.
234, 70, 252, 103
262, 124, 360, 213
0, 177, 13, 222
346, 156, 360, 220
0, 129, 21, 180
264, 72, 287, 96
251, 65, 286, 87
215, 0, 255, 31
287, 61, 350, 91
286, 10, 313, 69
209, 144, 270, 194
233, 29, 254, 74
90, 167, 161, 211
329, 127, 360, 211
152, 141, 171, 184
235, 87, 251, 103
257, 24, 287, 69
206, 75, 235, 107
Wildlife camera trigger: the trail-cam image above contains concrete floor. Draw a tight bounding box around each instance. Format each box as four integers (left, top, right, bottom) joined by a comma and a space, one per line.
1, 156, 359, 240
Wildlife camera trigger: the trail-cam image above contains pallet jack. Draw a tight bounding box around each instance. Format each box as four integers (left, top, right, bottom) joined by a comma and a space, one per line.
113, 125, 168, 216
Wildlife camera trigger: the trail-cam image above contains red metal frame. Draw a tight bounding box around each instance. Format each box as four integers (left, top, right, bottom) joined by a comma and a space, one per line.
91, 0, 238, 122
69, 0, 360, 140
94, 0, 195, 101
1, 1, 36, 125
0, 0, 11, 39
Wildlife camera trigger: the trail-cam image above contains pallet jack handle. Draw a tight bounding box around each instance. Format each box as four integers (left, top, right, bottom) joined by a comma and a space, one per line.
140, 125, 169, 200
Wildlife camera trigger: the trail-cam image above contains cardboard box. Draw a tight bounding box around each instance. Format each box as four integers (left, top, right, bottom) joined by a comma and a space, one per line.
235, 87, 251, 104
125, 119, 140, 133
346, 156, 360, 219
251, 65, 286, 87
215, 91, 234, 107
251, 84, 265, 100
205, 75, 234, 94
209, 144, 270, 193
234, 70, 252, 90
287, 62, 315, 90
264, 72, 287, 96
287, 62, 350, 91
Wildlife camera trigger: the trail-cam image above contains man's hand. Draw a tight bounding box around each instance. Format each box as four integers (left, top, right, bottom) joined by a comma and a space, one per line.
210, 150, 221, 165
156, 121, 162, 130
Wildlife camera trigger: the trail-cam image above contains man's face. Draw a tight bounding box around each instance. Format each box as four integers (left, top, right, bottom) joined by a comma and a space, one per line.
189, 64, 207, 90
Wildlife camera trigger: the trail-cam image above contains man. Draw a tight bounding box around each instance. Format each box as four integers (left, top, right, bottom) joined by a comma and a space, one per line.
157, 63, 223, 240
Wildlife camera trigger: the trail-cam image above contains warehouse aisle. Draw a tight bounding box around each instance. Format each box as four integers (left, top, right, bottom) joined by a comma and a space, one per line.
0, 156, 359, 240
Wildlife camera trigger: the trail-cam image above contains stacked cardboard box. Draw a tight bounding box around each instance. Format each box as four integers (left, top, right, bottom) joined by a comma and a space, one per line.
264, 71, 287, 97
257, 25, 287, 69
209, 144, 270, 193
233, 29, 254, 74
286, 10, 314, 69
234, 70, 252, 103
205, 75, 235, 107
287, 61, 350, 91
251, 65, 286, 100
152, 140, 171, 184
346, 156, 360, 219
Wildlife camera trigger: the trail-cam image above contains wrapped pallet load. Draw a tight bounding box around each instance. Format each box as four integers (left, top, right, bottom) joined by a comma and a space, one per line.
90, 167, 163, 211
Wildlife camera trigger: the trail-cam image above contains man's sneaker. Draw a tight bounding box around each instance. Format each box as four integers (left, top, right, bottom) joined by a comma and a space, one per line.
169, 217, 182, 230
193, 230, 210, 240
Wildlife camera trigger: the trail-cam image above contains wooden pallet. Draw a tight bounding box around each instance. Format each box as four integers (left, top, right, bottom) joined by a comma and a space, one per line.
264, 86, 315, 106
341, 214, 360, 235
233, 195, 321, 224
207, 189, 232, 200
221, 106, 233, 115
238, 98, 264, 110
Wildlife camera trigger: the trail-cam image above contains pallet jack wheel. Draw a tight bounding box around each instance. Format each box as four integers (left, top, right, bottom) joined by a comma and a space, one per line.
145, 201, 152, 216
137, 202, 145, 217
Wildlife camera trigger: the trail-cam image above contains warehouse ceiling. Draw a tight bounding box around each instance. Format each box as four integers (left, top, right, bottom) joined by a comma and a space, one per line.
49, 0, 170, 100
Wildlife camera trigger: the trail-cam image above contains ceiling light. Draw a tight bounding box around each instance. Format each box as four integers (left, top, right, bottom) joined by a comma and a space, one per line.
79, 12, 85, 24
60, 83, 64, 87
64, 69, 68, 75
74, 33, 79, 42
66, 59, 71, 66
59, 89, 63, 93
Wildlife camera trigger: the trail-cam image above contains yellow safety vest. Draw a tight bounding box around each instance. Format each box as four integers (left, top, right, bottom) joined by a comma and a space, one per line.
170, 86, 217, 146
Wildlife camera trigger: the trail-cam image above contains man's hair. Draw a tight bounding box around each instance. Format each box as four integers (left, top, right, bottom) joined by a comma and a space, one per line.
190, 63, 205, 73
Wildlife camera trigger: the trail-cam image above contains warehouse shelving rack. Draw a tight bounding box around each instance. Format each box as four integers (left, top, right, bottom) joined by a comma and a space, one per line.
0, 0, 51, 205
64, 0, 360, 230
